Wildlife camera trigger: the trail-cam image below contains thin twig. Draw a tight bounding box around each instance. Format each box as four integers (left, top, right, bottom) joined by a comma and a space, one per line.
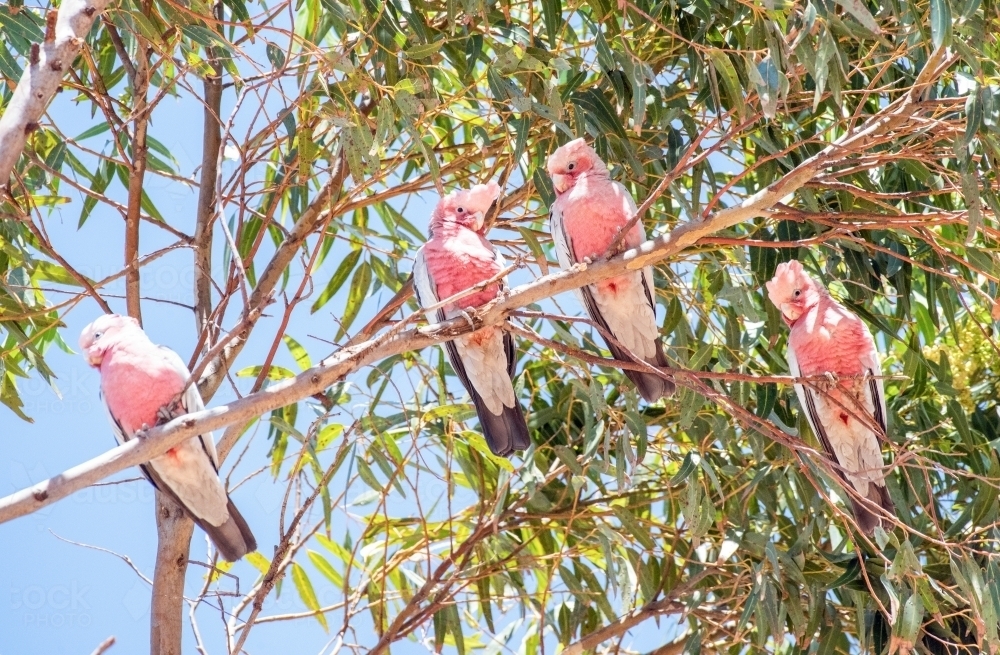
89, 636, 116, 655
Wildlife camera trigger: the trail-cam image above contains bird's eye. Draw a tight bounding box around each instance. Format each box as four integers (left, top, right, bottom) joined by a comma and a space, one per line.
793, 290, 801, 298
567, 162, 576, 171
456, 207, 464, 214
93, 331, 103, 339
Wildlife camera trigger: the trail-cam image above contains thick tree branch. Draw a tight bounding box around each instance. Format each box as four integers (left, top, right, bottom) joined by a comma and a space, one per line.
150, 495, 193, 655
124, 34, 151, 324
0, 0, 110, 185
193, 33, 223, 340
153, 7, 225, 653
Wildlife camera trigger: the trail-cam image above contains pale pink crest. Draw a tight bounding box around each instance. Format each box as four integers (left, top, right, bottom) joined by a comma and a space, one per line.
766, 260, 816, 303
430, 182, 501, 233
766, 259, 825, 324
546, 139, 609, 195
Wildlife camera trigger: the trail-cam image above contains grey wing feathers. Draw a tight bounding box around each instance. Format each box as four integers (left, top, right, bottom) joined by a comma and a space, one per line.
553, 206, 672, 402
102, 399, 158, 489
787, 350, 893, 535
412, 248, 438, 313
203, 499, 257, 562
105, 400, 255, 560
413, 247, 530, 457
494, 250, 517, 379
443, 339, 530, 457
158, 345, 219, 469
550, 205, 576, 272
867, 369, 887, 437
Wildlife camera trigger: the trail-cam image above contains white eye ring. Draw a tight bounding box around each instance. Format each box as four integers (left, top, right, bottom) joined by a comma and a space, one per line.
567, 162, 576, 171
93, 331, 104, 339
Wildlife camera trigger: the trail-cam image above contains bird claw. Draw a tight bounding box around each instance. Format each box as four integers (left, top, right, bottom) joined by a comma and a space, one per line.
156, 402, 182, 426
458, 309, 477, 330
582, 256, 594, 265
818, 372, 839, 391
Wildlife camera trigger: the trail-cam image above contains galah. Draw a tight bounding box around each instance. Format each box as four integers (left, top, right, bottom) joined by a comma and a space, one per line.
79, 315, 257, 561
412, 182, 531, 457
766, 260, 895, 534
546, 138, 675, 402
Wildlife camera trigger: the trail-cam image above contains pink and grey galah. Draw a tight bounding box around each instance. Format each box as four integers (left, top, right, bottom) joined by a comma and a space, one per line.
79, 314, 257, 561
412, 182, 531, 457
546, 138, 675, 402
766, 260, 895, 535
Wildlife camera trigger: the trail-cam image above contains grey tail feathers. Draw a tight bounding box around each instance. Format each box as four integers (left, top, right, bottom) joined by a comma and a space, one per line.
578, 285, 674, 403
198, 498, 258, 562
850, 483, 896, 536
474, 397, 531, 458
622, 340, 676, 403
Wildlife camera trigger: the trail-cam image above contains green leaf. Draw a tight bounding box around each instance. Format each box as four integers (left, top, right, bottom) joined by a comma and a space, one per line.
343, 125, 369, 183
960, 169, 982, 244
246, 551, 271, 575
707, 50, 745, 120
570, 88, 628, 140
830, 557, 862, 589
32, 261, 86, 287
355, 457, 383, 492
931, 0, 952, 49
1, 373, 31, 422
0, 43, 22, 79
897, 593, 923, 645
234, 365, 296, 380
291, 562, 328, 631
737, 571, 761, 632
312, 248, 362, 313
405, 40, 443, 59
308, 550, 344, 586
335, 261, 372, 340
183, 25, 234, 53
283, 334, 313, 371
541, 0, 562, 45
965, 87, 983, 146
74, 123, 112, 142
611, 507, 656, 550
834, 0, 880, 34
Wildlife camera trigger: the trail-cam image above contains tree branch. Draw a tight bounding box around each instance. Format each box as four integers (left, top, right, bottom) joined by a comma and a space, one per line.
89, 636, 116, 655
150, 495, 193, 655
0, 0, 110, 185
562, 599, 685, 655
561, 570, 712, 655
124, 30, 151, 324
151, 7, 225, 653
193, 22, 223, 340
